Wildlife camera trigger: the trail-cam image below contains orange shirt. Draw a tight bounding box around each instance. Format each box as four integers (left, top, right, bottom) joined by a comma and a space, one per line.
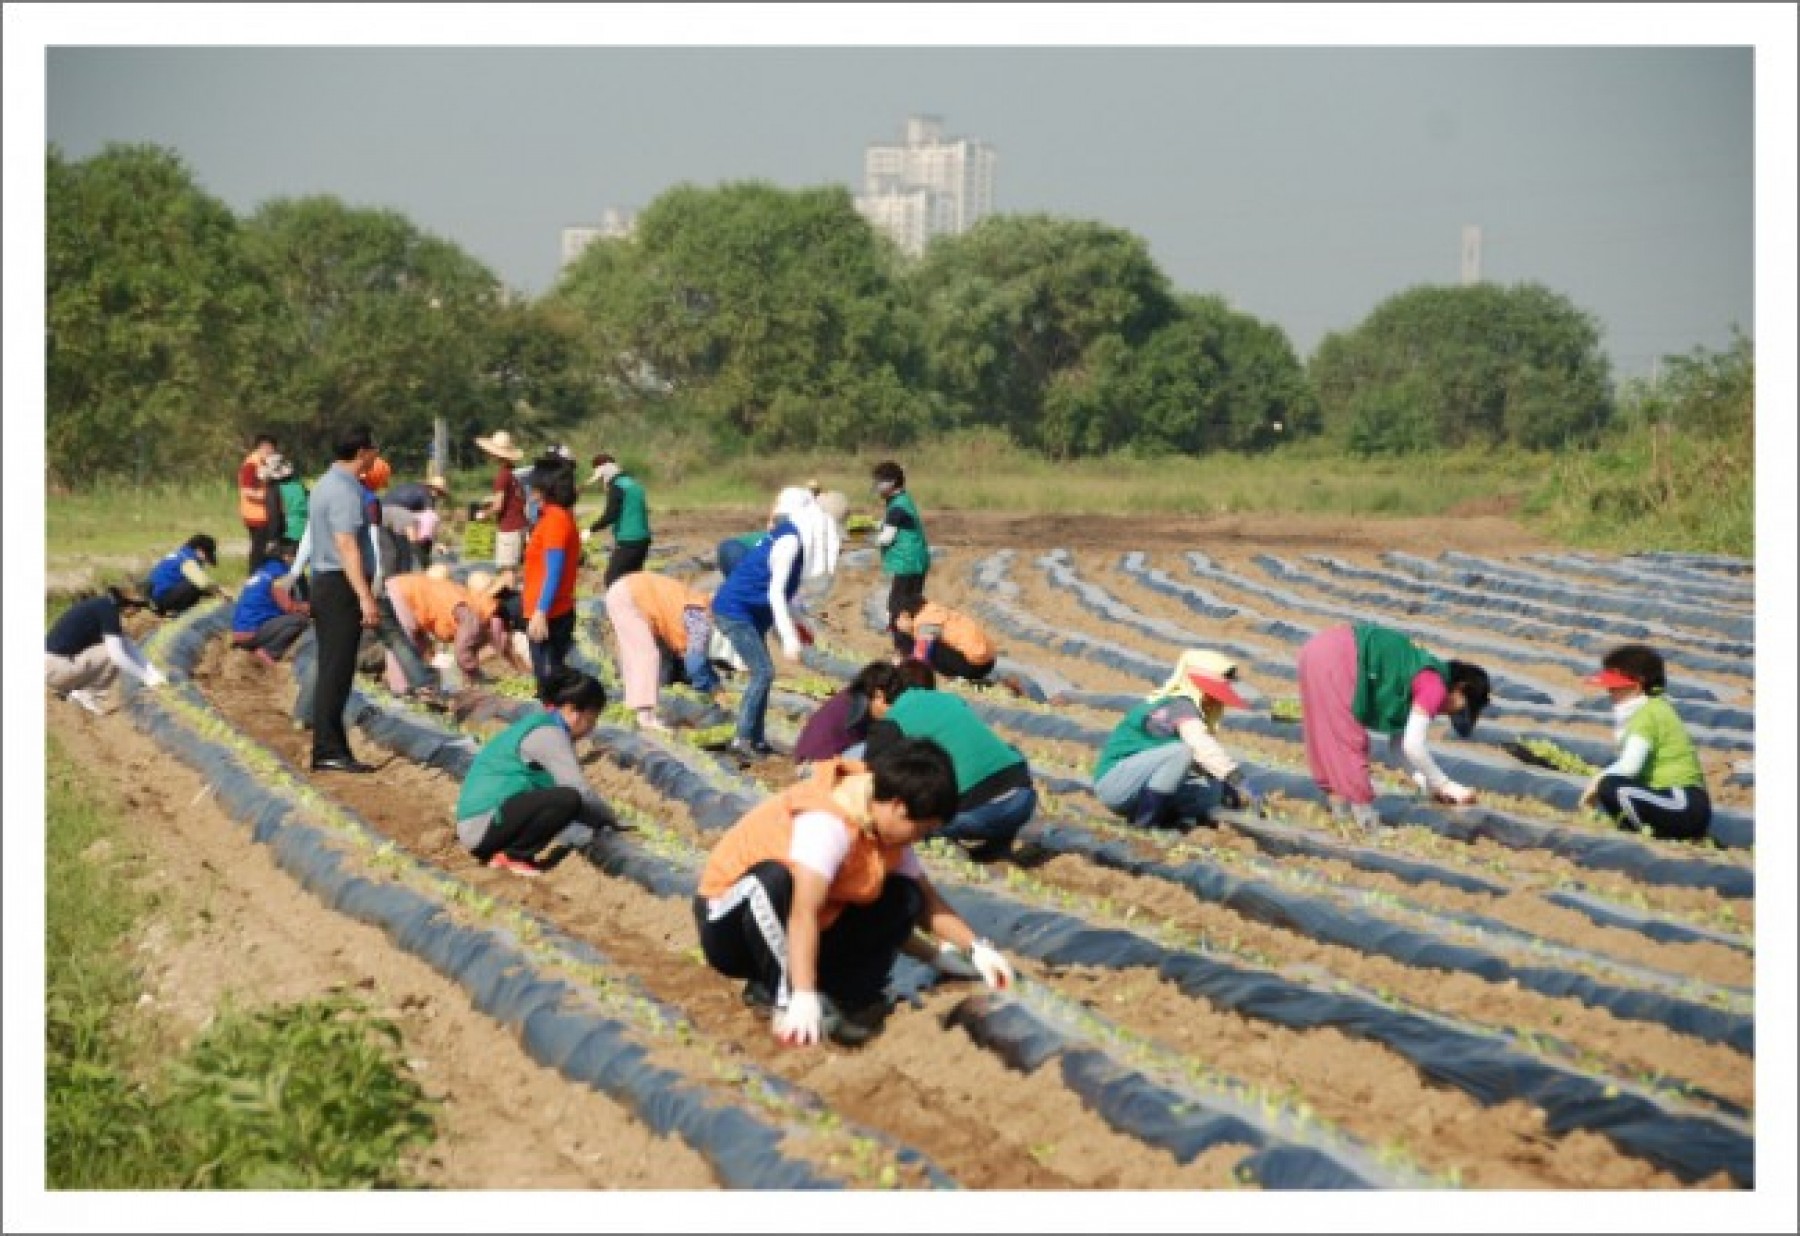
389, 574, 478, 640
625, 572, 709, 653
917, 601, 996, 663
523, 504, 581, 620
698, 760, 909, 929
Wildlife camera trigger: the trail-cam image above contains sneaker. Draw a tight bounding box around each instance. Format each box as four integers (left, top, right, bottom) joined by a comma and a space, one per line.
486, 853, 544, 878
724, 738, 774, 765
67, 689, 106, 716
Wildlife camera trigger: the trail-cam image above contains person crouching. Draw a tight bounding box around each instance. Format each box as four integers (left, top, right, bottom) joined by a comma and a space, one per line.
694, 738, 1016, 1048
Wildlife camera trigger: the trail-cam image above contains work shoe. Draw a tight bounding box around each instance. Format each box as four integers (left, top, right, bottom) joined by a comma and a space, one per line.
956, 836, 1016, 864
310, 755, 377, 774
486, 853, 544, 878
818, 995, 886, 1047
66, 688, 107, 716
724, 738, 776, 765
741, 980, 776, 1013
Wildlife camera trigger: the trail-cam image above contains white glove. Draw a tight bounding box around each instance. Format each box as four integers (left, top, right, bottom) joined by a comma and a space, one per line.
1435, 782, 1477, 806
1411, 771, 1431, 796
774, 991, 823, 1046
580, 528, 593, 544
142, 665, 169, 689
779, 636, 803, 661
930, 940, 982, 981
969, 938, 1014, 990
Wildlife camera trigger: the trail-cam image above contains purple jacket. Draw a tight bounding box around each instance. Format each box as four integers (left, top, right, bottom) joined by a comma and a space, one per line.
792, 688, 871, 762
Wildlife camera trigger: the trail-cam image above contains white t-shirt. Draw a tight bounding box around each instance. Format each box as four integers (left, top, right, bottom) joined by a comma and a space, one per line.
788, 811, 923, 883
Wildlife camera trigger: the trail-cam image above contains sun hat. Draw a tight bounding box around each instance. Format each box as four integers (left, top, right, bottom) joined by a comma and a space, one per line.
465, 570, 503, 598
474, 430, 524, 462
1157, 649, 1247, 710
424, 474, 450, 495
1584, 667, 1640, 691
425, 563, 452, 581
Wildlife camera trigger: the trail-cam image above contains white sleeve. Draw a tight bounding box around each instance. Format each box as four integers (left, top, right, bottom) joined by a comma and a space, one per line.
893, 847, 923, 880
1602, 734, 1653, 780
102, 633, 157, 684
288, 526, 314, 580
789, 812, 852, 882
1175, 716, 1238, 781
767, 535, 802, 651
1398, 709, 1451, 791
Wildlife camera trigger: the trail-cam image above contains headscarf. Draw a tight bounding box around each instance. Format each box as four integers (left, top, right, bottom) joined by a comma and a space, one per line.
773, 486, 841, 582
1151, 649, 1245, 730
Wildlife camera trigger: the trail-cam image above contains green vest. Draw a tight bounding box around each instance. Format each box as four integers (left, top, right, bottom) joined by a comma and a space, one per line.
880, 491, 929, 576
456, 711, 561, 822
1092, 698, 1182, 783
277, 478, 309, 542
887, 690, 1022, 793
1351, 624, 1450, 735
1627, 697, 1705, 790
612, 474, 650, 543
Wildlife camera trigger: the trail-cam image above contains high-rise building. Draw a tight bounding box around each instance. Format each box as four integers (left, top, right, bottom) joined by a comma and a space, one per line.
560, 207, 638, 272
855, 115, 995, 256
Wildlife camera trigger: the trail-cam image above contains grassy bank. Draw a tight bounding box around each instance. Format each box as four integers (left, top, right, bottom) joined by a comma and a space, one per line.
45, 733, 436, 1189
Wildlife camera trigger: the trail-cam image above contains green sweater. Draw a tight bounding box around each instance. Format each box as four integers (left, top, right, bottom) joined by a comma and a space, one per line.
1351, 623, 1449, 735
1624, 696, 1705, 790
886, 689, 1024, 793
610, 475, 650, 543
1093, 698, 1186, 783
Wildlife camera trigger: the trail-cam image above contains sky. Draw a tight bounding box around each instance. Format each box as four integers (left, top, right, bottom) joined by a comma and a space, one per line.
7, 6, 1798, 1234
27, 17, 1781, 382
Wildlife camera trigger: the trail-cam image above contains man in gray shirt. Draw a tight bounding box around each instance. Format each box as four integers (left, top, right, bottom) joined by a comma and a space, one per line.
306, 424, 383, 773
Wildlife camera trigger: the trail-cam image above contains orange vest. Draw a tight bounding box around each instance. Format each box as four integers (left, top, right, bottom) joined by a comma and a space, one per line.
389, 574, 480, 640
918, 601, 995, 663
238, 453, 268, 524
697, 760, 908, 928
625, 572, 709, 653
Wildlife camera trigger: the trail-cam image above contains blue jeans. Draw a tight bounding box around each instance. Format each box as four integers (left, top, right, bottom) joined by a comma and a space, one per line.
714, 614, 774, 744
1093, 744, 1223, 825
940, 785, 1038, 850
529, 610, 576, 697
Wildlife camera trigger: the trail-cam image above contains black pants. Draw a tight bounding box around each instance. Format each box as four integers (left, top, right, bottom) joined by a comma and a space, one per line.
247, 522, 274, 572
309, 571, 364, 762
930, 644, 995, 683
693, 860, 922, 1010
152, 580, 206, 615
886, 572, 928, 655
1596, 776, 1712, 842
472, 787, 582, 863
605, 539, 652, 588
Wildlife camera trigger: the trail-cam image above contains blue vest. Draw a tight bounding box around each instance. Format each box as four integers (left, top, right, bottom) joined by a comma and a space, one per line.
710, 520, 802, 630
232, 559, 290, 634
148, 546, 202, 602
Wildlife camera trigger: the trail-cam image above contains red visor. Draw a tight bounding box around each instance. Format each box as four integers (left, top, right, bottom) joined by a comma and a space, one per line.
1584, 668, 1639, 691
1188, 671, 1246, 710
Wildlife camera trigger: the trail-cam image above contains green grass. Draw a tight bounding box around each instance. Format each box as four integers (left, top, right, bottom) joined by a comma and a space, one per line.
45, 734, 437, 1189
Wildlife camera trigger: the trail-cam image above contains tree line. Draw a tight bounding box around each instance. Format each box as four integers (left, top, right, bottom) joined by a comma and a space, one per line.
49, 141, 1718, 486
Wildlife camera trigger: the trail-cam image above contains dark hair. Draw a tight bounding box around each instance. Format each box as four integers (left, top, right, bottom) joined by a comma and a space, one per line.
591, 451, 614, 469
254, 433, 278, 449
332, 424, 376, 461
898, 594, 928, 619
529, 454, 578, 507
1601, 644, 1667, 695
871, 460, 906, 488
105, 583, 150, 612
541, 667, 607, 713
185, 534, 218, 565
851, 659, 905, 700
272, 538, 300, 561
867, 737, 959, 827
1445, 660, 1492, 731
891, 658, 938, 695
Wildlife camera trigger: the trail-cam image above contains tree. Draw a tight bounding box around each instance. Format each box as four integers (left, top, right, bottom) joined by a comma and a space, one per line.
236, 196, 505, 469
1309, 282, 1615, 454
46, 143, 272, 485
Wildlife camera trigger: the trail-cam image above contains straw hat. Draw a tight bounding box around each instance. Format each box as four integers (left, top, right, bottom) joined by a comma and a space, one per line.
425, 563, 452, 581
465, 570, 505, 599
474, 430, 523, 462
424, 474, 450, 496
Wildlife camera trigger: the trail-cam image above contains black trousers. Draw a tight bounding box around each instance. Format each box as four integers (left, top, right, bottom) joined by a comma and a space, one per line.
309, 571, 364, 762
930, 643, 995, 683
694, 860, 922, 1010
247, 522, 274, 572
886, 572, 928, 655
1596, 776, 1712, 842
472, 787, 582, 862
604, 539, 652, 588
152, 580, 206, 615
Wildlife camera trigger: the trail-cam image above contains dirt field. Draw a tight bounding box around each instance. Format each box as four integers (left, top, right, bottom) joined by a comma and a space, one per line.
47, 510, 1757, 1192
